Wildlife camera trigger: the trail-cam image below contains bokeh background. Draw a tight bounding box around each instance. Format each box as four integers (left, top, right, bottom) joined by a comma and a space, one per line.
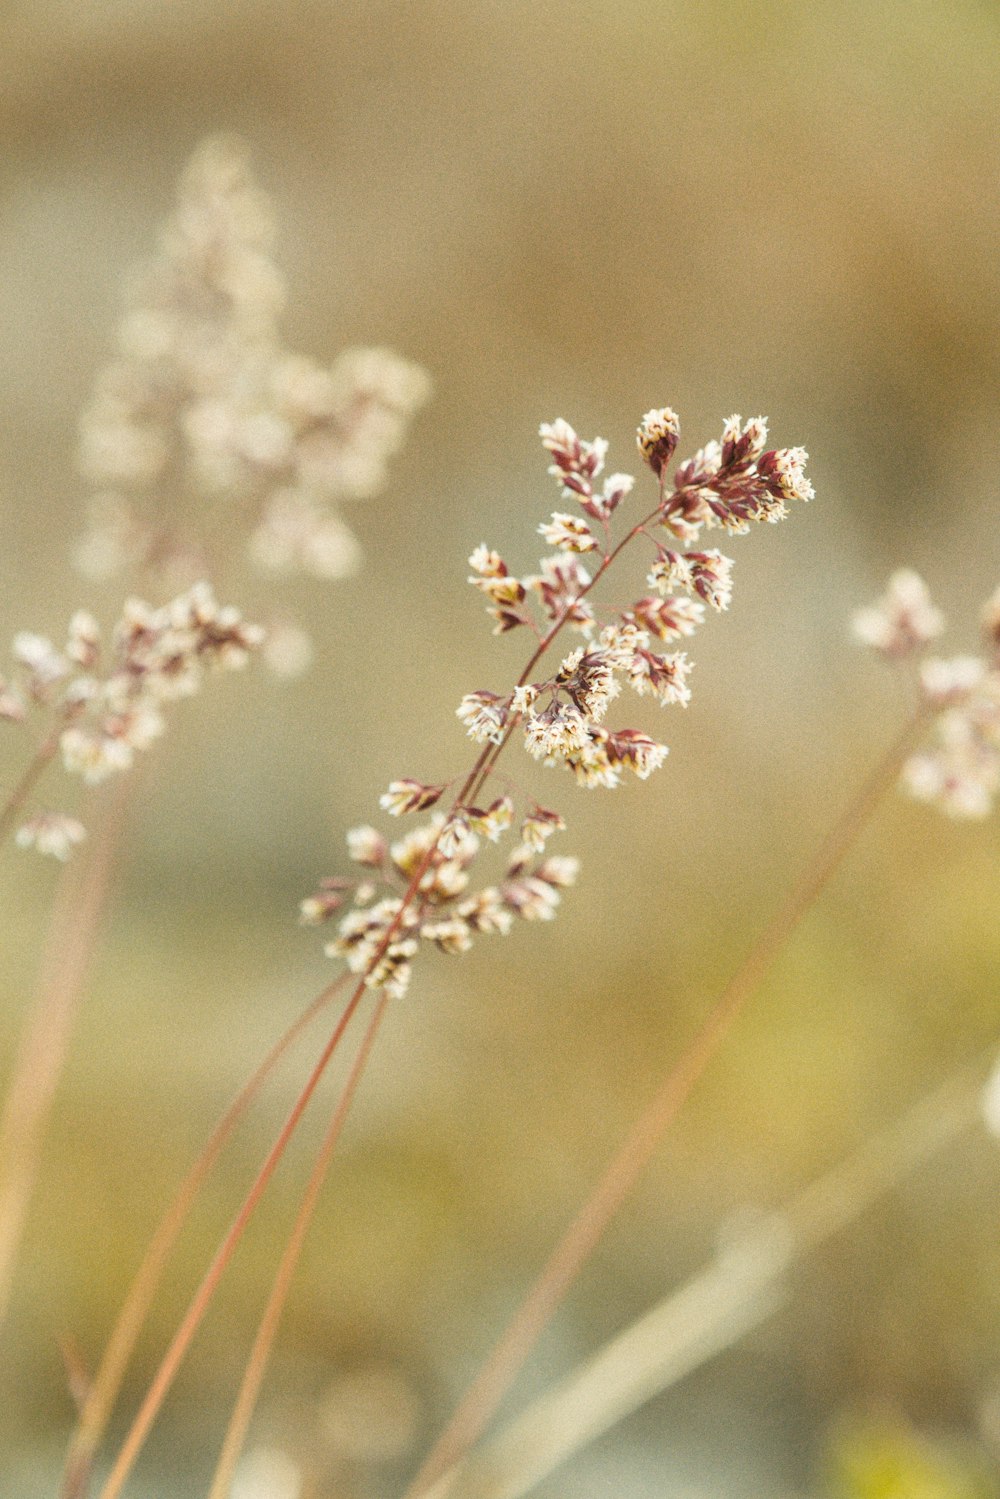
2, 1, 1000, 1494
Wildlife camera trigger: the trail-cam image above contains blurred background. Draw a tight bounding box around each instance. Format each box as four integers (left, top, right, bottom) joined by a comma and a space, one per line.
1, 1, 999, 1494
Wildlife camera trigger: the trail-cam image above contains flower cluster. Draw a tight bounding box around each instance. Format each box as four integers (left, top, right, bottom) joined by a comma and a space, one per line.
75, 137, 429, 636
663, 412, 814, 536
300, 803, 578, 998
853, 572, 1000, 818
458, 410, 812, 789
1, 583, 263, 853
304, 406, 811, 1000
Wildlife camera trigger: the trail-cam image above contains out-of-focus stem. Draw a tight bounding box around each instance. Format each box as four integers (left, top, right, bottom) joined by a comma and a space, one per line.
0, 775, 130, 1333
405, 707, 932, 1497
421, 1054, 984, 1499
0, 731, 60, 850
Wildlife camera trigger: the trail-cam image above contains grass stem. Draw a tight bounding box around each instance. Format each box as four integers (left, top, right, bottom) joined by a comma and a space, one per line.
59, 974, 349, 1499
0, 776, 129, 1332
405, 707, 932, 1496
204, 989, 392, 1499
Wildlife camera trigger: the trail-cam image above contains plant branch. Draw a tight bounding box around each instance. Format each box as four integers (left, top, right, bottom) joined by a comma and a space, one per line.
90, 484, 757, 1491
94, 976, 372, 1499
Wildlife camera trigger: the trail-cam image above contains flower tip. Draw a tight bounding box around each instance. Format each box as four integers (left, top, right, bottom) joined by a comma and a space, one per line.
636, 408, 681, 476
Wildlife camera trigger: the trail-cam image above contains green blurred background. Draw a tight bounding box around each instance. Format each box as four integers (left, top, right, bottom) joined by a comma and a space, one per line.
1, 1, 999, 1494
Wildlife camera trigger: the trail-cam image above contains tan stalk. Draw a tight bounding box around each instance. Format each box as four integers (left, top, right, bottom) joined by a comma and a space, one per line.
93, 714, 507, 1497
0, 732, 61, 849
422, 1055, 985, 1499
0, 775, 130, 1330
405, 706, 932, 1497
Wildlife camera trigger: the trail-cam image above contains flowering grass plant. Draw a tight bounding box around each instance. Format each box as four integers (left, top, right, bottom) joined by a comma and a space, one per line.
63, 401, 815, 1499
3, 134, 997, 1499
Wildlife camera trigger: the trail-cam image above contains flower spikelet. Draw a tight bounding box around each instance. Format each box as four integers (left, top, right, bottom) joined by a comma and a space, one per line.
628, 649, 693, 706
520, 806, 565, 853
456, 691, 508, 744
528, 556, 595, 631
523, 702, 592, 761
466, 797, 514, 841
859, 572, 1000, 819
539, 420, 621, 522
346, 826, 387, 866
685, 550, 735, 611
636, 407, 681, 476
379, 779, 447, 817
665, 416, 812, 538
852, 570, 945, 658
15, 813, 86, 861
6, 585, 262, 804
538, 513, 598, 553
629, 595, 706, 641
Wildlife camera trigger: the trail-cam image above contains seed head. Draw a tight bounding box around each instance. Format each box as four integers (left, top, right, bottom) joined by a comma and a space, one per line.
636, 408, 681, 476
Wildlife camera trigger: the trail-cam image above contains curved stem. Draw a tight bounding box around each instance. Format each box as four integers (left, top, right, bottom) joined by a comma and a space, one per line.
204, 990, 392, 1499
59, 974, 349, 1499
92, 729, 504, 1497
405, 707, 932, 1496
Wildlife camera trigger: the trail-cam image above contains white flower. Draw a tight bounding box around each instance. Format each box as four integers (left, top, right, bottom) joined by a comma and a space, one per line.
346, 825, 387, 865
16, 813, 87, 861
538, 513, 598, 553
510, 684, 539, 716
60, 726, 134, 784
852, 570, 945, 657
919, 655, 986, 706
13, 633, 68, 685
456, 692, 507, 744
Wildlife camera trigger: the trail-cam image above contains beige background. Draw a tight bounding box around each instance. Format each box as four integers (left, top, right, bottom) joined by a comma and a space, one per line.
1, 2, 999, 1495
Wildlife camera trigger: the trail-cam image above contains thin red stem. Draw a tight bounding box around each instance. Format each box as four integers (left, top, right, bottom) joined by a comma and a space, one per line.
95, 981, 368, 1499
204, 990, 392, 1499
405, 707, 932, 1495
59, 974, 349, 1499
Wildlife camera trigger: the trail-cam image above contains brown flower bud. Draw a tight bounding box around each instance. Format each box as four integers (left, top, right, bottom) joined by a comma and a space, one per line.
636, 407, 681, 476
